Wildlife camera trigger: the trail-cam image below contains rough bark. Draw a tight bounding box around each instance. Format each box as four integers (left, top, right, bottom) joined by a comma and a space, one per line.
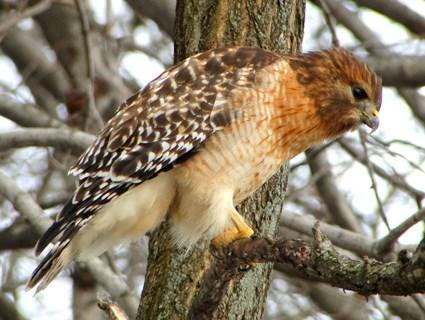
137, 1, 305, 319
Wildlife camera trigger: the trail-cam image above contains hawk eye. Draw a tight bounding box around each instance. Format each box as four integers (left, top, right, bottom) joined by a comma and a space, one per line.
352, 86, 368, 100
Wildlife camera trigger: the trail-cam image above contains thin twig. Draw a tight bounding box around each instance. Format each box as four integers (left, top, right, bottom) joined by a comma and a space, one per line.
359, 130, 391, 231
375, 207, 425, 254
338, 138, 425, 201
367, 135, 425, 174
0, 0, 52, 38
74, 0, 104, 132
317, 0, 340, 47
98, 292, 129, 320
383, 138, 425, 154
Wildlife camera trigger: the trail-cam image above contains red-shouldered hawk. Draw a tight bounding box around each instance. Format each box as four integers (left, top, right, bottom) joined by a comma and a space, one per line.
27, 47, 382, 292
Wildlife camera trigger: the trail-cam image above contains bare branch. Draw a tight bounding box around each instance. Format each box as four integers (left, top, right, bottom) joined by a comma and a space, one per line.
0, 170, 139, 318
190, 227, 425, 319
0, 170, 51, 234
359, 130, 390, 231
383, 295, 425, 320
314, 0, 385, 54
0, 0, 52, 38
39, 191, 70, 209
85, 259, 138, 319
398, 88, 425, 126
281, 212, 375, 257
275, 227, 425, 319
338, 138, 425, 201
0, 96, 64, 128
0, 128, 94, 155
375, 207, 425, 255
351, 0, 425, 36
0, 220, 38, 251
306, 147, 362, 233
98, 294, 129, 320
367, 55, 425, 87
291, 280, 370, 320
1, 26, 70, 103
125, 0, 175, 38
74, 0, 104, 132
316, 0, 340, 47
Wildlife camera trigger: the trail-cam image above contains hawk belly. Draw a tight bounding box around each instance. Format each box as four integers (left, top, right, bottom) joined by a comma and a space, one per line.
169, 117, 283, 245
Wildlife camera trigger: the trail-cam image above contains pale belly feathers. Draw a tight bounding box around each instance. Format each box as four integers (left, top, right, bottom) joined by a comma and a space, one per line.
168, 117, 285, 245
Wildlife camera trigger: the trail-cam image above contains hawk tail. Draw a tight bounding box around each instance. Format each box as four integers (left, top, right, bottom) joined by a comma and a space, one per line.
26, 240, 73, 293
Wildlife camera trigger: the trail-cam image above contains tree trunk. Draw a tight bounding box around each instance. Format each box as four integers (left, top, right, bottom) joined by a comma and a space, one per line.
137, 1, 305, 319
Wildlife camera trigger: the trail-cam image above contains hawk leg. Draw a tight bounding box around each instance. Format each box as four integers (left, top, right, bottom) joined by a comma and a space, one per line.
211, 210, 254, 248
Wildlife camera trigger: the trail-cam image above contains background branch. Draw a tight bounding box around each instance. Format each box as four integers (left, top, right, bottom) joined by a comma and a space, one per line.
0, 170, 139, 318
0, 128, 94, 154
351, 0, 425, 36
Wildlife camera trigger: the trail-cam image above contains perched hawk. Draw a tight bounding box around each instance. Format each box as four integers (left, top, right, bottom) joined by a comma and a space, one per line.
28, 47, 382, 292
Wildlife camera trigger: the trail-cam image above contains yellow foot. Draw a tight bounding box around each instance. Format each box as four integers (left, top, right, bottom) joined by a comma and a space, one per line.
211, 211, 254, 248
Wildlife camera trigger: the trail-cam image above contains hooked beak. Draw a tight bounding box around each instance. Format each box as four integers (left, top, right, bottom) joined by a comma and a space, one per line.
361, 105, 380, 133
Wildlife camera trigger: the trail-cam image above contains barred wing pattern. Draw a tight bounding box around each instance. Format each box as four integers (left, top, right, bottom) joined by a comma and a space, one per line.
34, 47, 281, 255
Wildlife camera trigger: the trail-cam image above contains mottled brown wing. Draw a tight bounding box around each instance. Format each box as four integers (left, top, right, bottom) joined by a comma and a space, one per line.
71, 47, 281, 183
35, 47, 281, 254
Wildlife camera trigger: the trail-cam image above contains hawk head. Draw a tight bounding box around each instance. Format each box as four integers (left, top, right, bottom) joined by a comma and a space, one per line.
288, 48, 382, 137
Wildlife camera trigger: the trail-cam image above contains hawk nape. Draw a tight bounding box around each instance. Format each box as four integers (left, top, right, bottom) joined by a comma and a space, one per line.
28, 47, 382, 292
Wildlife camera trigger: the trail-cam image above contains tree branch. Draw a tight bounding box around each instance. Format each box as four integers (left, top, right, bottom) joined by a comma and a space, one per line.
281, 212, 376, 257
0, 96, 64, 128
0, 293, 27, 320
351, 0, 425, 36
0, 0, 52, 38
0, 128, 94, 155
367, 55, 425, 87
338, 138, 425, 201
98, 294, 129, 320
306, 147, 362, 233
383, 295, 425, 320
0, 220, 38, 251
74, 0, 104, 132
375, 207, 425, 255
398, 88, 425, 127
1, 26, 70, 103
125, 0, 175, 39
190, 225, 425, 319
